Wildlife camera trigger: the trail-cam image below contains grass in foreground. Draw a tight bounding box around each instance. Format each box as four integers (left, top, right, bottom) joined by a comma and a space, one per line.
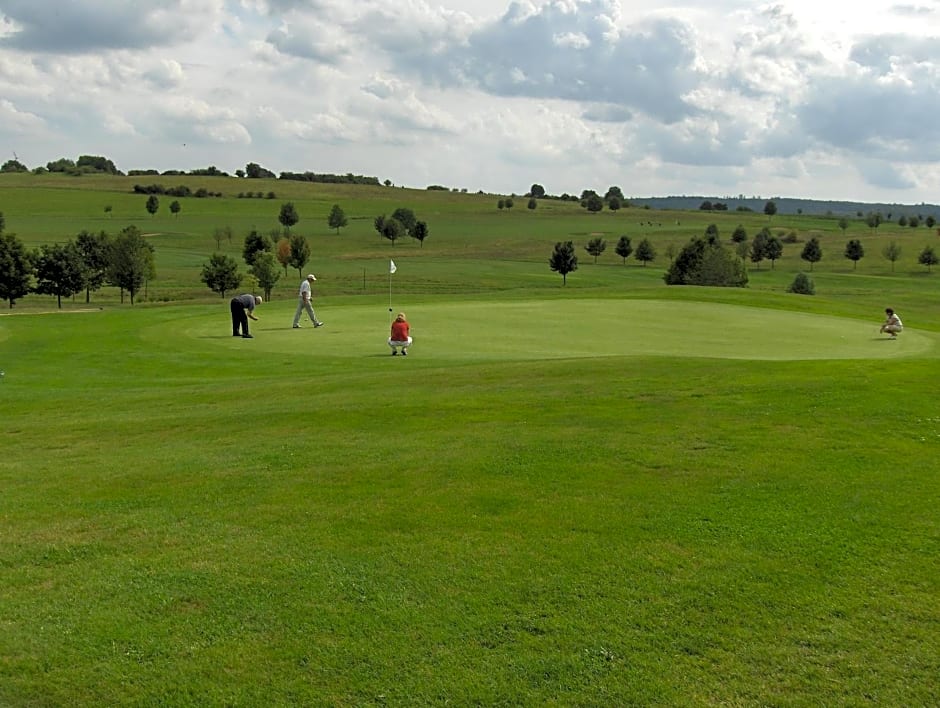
1, 300, 938, 705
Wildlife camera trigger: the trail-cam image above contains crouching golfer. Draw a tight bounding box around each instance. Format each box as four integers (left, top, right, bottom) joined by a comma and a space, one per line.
388, 312, 412, 356
880, 307, 903, 338
231, 293, 262, 338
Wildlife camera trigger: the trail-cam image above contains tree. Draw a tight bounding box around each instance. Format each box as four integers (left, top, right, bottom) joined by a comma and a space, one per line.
704, 224, 719, 239
604, 186, 625, 203
380, 217, 405, 246
909, 216, 920, 228
898, 215, 908, 227
614, 235, 633, 264
278, 202, 299, 232
635, 238, 656, 267
497, 199, 505, 211
838, 217, 849, 235
32, 242, 86, 308
918, 245, 939, 272
245, 162, 275, 178
585, 237, 606, 263
505, 197, 514, 212
170, 200, 181, 218
0, 232, 33, 308
412, 220, 429, 247
787, 272, 815, 295
749, 228, 769, 270
108, 225, 154, 304
664, 236, 746, 287
145, 195, 159, 217
800, 236, 822, 271
549, 241, 578, 285
249, 252, 281, 301
242, 229, 272, 266
74, 230, 111, 303
1, 159, 28, 173
200, 253, 241, 298
583, 194, 604, 213
844, 239, 864, 270
529, 184, 545, 198
731, 225, 747, 243
527, 197, 537, 211
213, 226, 233, 250
328, 204, 348, 234
764, 235, 783, 269
275, 237, 291, 275
927, 216, 936, 228
883, 241, 902, 272
288, 233, 310, 276
764, 200, 777, 218
608, 196, 621, 212
391, 207, 417, 234
866, 211, 883, 232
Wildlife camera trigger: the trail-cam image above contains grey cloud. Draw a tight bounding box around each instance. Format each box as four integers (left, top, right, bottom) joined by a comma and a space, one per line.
797, 74, 940, 160
266, 26, 347, 64
581, 104, 634, 123
386, 0, 703, 123
850, 35, 940, 73
857, 160, 917, 190
0, 0, 216, 53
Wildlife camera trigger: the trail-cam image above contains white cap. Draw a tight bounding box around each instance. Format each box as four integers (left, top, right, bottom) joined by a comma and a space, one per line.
307, 274, 317, 281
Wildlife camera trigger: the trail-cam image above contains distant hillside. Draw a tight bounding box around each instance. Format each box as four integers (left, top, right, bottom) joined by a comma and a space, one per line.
629, 196, 940, 218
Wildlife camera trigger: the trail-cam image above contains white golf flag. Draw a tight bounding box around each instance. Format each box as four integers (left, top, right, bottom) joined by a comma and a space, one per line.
389, 259, 397, 274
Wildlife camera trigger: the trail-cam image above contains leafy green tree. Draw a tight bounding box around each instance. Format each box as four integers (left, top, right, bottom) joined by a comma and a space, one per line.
731, 225, 747, 243
865, 211, 882, 232
170, 200, 181, 218
213, 226, 233, 250
201, 253, 241, 298
1, 159, 28, 173
583, 194, 604, 213
749, 228, 769, 269
614, 235, 633, 264
664, 236, 746, 286
787, 272, 815, 295
604, 186, 625, 203
245, 162, 275, 178
585, 237, 606, 263
918, 245, 938, 272
145, 194, 159, 217
527, 197, 537, 210
249, 252, 281, 301
898, 215, 908, 227
704, 223, 719, 239
505, 197, 514, 212
909, 216, 920, 228
278, 202, 299, 233
549, 241, 578, 285
844, 239, 864, 270
0, 232, 33, 308
75, 230, 111, 303
380, 217, 405, 247
242, 229, 272, 266
288, 233, 310, 276
328, 204, 348, 234
47, 157, 76, 173
608, 196, 621, 212
32, 242, 86, 308
882, 241, 902, 272
927, 215, 936, 228
764, 200, 777, 218
529, 184, 545, 198
497, 199, 505, 211
838, 217, 849, 235
391, 207, 417, 234
800, 236, 822, 271
764, 235, 783, 269
412, 220, 429, 247
635, 238, 656, 267
108, 225, 154, 304
77, 155, 119, 174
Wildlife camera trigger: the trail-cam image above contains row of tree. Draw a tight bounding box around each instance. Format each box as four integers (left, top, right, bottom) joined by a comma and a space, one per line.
373, 207, 429, 247
0, 218, 155, 308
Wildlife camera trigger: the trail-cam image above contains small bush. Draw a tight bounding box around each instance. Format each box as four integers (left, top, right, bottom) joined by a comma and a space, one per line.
787, 272, 815, 295
781, 230, 800, 243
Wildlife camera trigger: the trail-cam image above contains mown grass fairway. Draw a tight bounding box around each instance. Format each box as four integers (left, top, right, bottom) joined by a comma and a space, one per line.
1, 176, 939, 705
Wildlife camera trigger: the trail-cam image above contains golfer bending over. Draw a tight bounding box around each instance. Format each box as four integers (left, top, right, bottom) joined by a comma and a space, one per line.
388, 312, 412, 356
880, 308, 903, 338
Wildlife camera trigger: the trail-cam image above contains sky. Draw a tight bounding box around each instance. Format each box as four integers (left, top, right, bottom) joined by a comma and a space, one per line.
1, 0, 939, 203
